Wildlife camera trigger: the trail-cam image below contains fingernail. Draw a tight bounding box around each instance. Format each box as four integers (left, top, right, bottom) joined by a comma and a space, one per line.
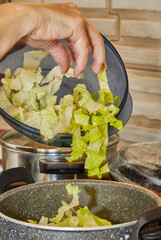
93, 66, 101, 74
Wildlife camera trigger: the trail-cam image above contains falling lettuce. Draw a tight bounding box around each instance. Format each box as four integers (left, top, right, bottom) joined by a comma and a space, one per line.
28, 183, 111, 227
0, 50, 123, 178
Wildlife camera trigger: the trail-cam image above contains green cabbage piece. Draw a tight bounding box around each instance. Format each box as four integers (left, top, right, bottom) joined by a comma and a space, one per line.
28, 183, 111, 227
76, 206, 111, 227
67, 82, 123, 178
97, 67, 110, 92
0, 91, 12, 109
23, 50, 48, 70
66, 135, 87, 162
0, 50, 123, 178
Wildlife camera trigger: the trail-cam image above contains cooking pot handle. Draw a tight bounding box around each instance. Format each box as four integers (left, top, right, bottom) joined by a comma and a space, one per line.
0, 167, 35, 194
39, 159, 85, 174
129, 206, 161, 240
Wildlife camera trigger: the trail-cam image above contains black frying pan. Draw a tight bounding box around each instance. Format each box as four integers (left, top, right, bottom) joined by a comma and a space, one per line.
0, 167, 160, 240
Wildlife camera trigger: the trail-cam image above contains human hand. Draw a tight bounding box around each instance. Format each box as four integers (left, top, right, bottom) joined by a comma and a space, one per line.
0, 2, 106, 78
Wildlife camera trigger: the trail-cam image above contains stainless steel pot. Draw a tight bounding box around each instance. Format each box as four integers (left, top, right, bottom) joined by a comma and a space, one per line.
0, 168, 161, 240
0, 129, 120, 182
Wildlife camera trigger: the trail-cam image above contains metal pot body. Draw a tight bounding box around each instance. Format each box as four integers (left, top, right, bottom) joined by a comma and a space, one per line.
0, 130, 120, 182
0, 180, 161, 240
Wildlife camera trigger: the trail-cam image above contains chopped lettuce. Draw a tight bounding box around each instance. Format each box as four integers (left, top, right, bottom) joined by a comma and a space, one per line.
23, 50, 48, 70
0, 91, 12, 109
67, 82, 122, 178
0, 50, 123, 178
28, 183, 111, 227
97, 67, 110, 92
40, 107, 58, 140
24, 111, 42, 129
73, 84, 106, 113
76, 206, 111, 227
66, 135, 87, 162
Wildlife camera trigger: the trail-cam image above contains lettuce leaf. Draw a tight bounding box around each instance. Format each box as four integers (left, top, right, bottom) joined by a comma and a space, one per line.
24, 111, 42, 129
28, 183, 111, 227
49, 184, 80, 224
23, 50, 48, 70
40, 107, 58, 140
73, 84, 106, 113
76, 206, 111, 227
0, 91, 12, 109
66, 135, 87, 162
97, 67, 110, 92
0, 50, 123, 179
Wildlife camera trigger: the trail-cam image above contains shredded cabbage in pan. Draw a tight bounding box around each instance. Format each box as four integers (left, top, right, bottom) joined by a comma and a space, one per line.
28, 183, 111, 227
0, 51, 123, 178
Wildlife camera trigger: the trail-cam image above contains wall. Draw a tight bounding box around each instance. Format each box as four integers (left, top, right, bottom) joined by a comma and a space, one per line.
1, 0, 161, 148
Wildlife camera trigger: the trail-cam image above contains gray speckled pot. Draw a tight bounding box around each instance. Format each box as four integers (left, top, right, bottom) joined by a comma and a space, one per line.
0, 180, 161, 240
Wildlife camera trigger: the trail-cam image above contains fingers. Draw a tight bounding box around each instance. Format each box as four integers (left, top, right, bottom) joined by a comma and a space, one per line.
23, 2, 106, 77
67, 29, 90, 78
86, 23, 106, 74
44, 40, 71, 74
67, 21, 106, 77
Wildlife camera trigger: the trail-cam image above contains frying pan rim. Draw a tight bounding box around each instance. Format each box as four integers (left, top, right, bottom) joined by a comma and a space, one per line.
0, 211, 136, 231
0, 180, 160, 231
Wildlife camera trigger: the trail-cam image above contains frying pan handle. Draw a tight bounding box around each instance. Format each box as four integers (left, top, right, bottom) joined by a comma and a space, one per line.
129, 206, 161, 240
0, 167, 35, 194
39, 159, 85, 175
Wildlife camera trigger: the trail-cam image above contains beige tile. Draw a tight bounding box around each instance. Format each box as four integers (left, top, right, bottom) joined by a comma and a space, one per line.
112, 0, 161, 12
132, 99, 161, 121
110, 9, 161, 22
128, 115, 161, 130
131, 89, 161, 103
43, 0, 107, 8
88, 16, 118, 36
80, 9, 109, 18
127, 68, 161, 94
121, 19, 161, 40
118, 114, 161, 144
12, 0, 41, 2
130, 90, 161, 121
112, 38, 161, 69
120, 124, 161, 142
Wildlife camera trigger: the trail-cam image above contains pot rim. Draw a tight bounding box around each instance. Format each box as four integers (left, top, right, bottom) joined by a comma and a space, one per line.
0, 130, 119, 153
0, 180, 161, 231
0, 212, 136, 231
